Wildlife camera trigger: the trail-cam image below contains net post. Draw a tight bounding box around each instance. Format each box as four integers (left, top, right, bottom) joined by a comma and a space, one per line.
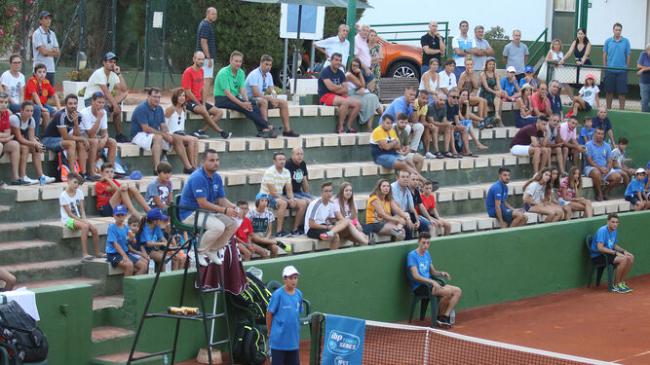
309, 312, 325, 365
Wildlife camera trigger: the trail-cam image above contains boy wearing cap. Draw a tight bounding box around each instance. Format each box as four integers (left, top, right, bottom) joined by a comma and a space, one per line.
106, 205, 148, 276
83, 52, 129, 142
499, 67, 521, 101
518, 66, 540, 90
247, 193, 277, 240
267, 265, 303, 365
138, 208, 169, 272
624, 169, 650, 211
32, 11, 60, 85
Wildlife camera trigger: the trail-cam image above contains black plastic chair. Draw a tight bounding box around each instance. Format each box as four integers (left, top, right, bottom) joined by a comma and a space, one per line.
407, 276, 446, 327
0, 346, 47, 365
585, 234, 615, 290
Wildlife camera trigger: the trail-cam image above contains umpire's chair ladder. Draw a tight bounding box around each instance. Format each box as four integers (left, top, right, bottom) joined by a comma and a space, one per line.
127, 198, 233, 365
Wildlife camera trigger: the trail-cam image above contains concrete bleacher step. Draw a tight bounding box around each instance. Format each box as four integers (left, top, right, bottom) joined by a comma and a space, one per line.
91, 326, 135, 358
0, 258, 83, 283
0, 221, 40, 242
0, 240, 71, 266
91, 351, 158, 365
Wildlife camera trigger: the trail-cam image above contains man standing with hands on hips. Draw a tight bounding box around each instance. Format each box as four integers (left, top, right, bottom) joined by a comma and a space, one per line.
267, 265, 303, 365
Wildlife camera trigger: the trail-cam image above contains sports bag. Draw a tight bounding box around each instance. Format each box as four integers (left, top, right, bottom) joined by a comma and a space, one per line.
0, 301, 48, 362
228, 272, 272, 323
232, 321, 267, 365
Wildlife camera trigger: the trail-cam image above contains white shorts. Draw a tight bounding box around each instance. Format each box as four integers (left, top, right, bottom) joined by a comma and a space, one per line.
131, 132, 171, 151
510, 145, 531, 156
202, 59, 214, 79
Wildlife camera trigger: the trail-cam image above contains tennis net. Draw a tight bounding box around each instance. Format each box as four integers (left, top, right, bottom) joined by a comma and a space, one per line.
311, 314, 614, 365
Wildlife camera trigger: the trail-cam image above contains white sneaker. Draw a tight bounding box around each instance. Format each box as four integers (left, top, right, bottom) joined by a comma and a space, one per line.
20, 176, 38, 185
425, 152, 436, 159
206, 251, 221, 264
197, 254, 209, 267
40, 175, 55, 184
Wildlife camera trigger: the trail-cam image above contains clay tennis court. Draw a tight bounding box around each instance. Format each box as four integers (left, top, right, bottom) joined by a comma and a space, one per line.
442, 273, 650, 364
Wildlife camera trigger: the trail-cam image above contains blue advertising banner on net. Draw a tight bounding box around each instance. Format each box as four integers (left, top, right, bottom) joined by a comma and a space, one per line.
321, 314, 365, 365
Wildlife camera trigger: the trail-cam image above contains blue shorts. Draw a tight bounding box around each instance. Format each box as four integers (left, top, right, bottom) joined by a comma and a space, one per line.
99, 204, 114, 217
363, 222, 385, 235
293, 192, 314, 201
363, 71, 375, 84
268, 196, 287, 209
460, 119, 473, 133
488, 208, 514, 224
106, 252, 141, 268
584, 166, 617, 181
604, 71, 628, 94
418, 216, 431, 232
374, 153, 404, 169
42, 136, 63, 152
625, 195, 640, 206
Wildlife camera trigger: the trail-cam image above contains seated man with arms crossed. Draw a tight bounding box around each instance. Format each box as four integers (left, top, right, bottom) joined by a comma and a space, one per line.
246, 54, 299, 137
407, 232, 462, 328
486, 167, 528, 228
318, 53, 361, 134
510, 116, 550, 174
589, 213, 634, 293
370, 114, 423, 180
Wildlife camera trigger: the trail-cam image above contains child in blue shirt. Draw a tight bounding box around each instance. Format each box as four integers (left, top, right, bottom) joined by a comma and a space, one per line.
158, 217, 185, 271
138, 208, 169, 272
578, 117, 595, 145
624, 169, 650, 211
106, 205, 148, 276
266, 265, 303, 365
127, 215, 149, 265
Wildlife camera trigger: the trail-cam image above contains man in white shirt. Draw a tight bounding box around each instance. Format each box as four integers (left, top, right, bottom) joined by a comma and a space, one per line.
305, 182, 360, 250
83, 52, 129, 142
473, 25, 494, 71
260, 152, 308, 237
438, 60, 458, 94
0, 54, 26, 113
315, 24, 350, 68
77, 92, 117, 180
32, 11, 60, 85
245, 55, 299, 137
354, 24, 377, 92
451, 20, 474, 79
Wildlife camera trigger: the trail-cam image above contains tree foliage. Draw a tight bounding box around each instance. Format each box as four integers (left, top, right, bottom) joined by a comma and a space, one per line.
485, 26, 510, 42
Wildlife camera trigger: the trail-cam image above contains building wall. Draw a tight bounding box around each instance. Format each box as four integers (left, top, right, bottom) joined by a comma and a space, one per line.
584, 0, 646, 47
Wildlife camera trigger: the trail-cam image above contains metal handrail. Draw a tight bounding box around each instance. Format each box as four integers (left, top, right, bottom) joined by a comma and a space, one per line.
545, 62, 637, 84
528, 28, 549, 68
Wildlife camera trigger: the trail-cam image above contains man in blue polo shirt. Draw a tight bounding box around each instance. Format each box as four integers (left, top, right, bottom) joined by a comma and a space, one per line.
603, 23, 631, 110
589, 213, 635, 293
486, 167, 527, 228
407, 232, 462, 328
382, 86, 416, 121
130, 87, 176, 173
584, 127, 622, 201
179, 149, 239, 266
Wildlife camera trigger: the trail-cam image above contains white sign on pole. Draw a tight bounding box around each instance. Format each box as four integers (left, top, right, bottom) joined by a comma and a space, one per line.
279, 4, 325, 40
152, 11, 163, 29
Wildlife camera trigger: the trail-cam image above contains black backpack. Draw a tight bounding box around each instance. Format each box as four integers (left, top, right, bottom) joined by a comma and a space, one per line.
0, 301, 48, 362
232, 321, 267, 365
228, 272, 272, 323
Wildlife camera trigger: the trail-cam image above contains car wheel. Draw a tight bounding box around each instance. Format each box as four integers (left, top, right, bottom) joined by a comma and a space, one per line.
389, 61, 419, 79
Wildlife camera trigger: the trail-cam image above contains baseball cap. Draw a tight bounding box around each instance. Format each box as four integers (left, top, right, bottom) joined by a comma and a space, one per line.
506, 66, 517, 73
255, 192, 270, 201
129, 170, 143, 180
585, 73, 596, 81
113, 205, 128, 216
282, 265, 300, 278
103, 52, 118, 62
147, 208, 168, 221
636, 168, 646, 174
524, 65, 534, 73
39, 11, 52, 19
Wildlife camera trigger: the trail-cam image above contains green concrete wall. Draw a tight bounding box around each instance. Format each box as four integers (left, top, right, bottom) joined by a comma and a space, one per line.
606, 110, 650, 167
33, 283, 94, 365
32, 212, 650, 364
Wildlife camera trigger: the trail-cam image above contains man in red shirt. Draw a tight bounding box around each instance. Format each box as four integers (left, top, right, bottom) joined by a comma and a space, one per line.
0, 93, 22, 185
24, 63, 60, 136
95, 163, 150, 217
181, 51, 230, 139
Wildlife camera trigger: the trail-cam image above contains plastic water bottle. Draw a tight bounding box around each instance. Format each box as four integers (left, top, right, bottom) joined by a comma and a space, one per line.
449, 309, 456, 325
39, 176, 46, 186
162, 354, 170, 365
148, 259, 156, 274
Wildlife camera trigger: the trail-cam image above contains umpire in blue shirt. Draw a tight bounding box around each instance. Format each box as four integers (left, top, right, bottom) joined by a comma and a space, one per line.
178, 149, 239, 266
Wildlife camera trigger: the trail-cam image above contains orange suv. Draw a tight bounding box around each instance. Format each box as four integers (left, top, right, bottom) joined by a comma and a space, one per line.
378, 37, 423, 79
